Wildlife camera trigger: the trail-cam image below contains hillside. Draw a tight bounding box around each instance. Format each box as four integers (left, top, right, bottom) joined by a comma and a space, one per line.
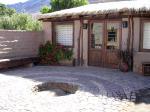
8, 0, 129, 13
8, 0, 50, 13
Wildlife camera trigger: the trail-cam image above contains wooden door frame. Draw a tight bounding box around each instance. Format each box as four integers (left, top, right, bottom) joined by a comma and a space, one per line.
88, 19, 122, 67
88, 20, 105, 66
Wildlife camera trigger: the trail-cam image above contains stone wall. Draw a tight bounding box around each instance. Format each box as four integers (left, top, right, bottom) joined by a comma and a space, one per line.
0, 30, 44, 59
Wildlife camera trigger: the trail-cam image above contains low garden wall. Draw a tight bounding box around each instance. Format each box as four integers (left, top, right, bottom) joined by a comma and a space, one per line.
0, 30, 44, 59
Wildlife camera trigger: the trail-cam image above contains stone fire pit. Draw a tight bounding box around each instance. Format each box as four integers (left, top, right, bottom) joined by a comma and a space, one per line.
33, 82, 79, 96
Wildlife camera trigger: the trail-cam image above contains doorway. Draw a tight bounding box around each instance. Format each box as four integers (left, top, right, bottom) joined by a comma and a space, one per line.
88, 20, 121, 68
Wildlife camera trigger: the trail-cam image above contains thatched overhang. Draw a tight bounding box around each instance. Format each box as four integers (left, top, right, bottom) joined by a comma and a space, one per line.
38, 0, 150, 21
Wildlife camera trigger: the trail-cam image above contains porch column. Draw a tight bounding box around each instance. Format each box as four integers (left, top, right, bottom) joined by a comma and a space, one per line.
74, 20, 81, 65
82, 20, 88, 66
122, 18, 129, 50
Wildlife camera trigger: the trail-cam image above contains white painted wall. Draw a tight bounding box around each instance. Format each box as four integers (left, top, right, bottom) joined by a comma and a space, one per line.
42, 22, 52, 43
122, 18, 128, 50
83, 20, 88, 66
74, 20, 80, 60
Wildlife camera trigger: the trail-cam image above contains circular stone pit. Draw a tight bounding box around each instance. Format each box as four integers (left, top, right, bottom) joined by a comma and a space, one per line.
33, 82, 79, 97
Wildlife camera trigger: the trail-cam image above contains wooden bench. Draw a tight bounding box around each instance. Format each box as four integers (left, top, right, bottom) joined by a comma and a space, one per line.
0, 57, 39, 69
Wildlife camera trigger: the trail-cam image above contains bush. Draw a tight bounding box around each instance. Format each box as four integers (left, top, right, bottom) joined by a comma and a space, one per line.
40, 0, 88, 14
40, 6, 52, 14
50, 0, 88, 11
39, 41, 73, 65
0, 3, 16, 17
0, 13, 42, 31
0, 16, 14, 29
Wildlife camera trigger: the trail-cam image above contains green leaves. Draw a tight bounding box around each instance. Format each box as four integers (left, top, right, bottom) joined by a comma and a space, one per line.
40, 0, 88, 13
0, 13, 42, 31
51, 0, 88, 11
0, 3, 16, 17
0, 3, 41, 31
40, 6, 52, 14
39, 41, 73, 65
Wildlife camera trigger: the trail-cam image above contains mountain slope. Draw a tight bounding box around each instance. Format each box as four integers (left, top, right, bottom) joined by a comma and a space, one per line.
8, 0, 129, 13
8, 0, 50, 13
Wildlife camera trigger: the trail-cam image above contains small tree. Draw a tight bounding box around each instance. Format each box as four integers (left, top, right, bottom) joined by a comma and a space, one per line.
0, 3, 16, 17
40, 6, 52, 14
40, 0, 88, 13
0, 13, 42, 31
51, 0, 88, 11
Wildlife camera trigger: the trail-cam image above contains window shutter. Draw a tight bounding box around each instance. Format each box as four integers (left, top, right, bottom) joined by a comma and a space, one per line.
56, 24, 73, 46
143, 23, 150, 49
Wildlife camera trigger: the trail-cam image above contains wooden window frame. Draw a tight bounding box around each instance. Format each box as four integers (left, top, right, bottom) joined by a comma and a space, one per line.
88, 19, 122, 51
106, 20, 122, 51
89, 21, 104, 50
52, 21, 74, 48
140, 18, 150, 52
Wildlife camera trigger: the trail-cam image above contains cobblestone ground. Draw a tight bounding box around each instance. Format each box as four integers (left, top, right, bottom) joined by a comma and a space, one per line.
0, 66, 150, 112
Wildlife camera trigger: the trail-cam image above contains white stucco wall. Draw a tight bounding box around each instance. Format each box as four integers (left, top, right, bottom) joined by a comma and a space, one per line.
82, 20, 88, 66
74, 20, 80, 60
42, 22, 52, 43
133, 18, 140, 52
122, 18, 128, 50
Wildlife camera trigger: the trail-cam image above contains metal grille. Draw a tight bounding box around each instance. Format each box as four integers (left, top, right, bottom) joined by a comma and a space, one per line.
143, 63, 150, 75
143, 23, 150, 49
56, 24, 73, 46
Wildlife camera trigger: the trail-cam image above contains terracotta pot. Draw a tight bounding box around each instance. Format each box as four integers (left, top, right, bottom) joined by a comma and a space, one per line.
119, 62, 129, 72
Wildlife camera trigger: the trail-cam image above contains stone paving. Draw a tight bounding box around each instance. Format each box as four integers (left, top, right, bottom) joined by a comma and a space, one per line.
0, 66, 150, 112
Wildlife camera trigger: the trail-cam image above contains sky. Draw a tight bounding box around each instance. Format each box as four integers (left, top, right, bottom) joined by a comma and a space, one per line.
0, 0, 29, 4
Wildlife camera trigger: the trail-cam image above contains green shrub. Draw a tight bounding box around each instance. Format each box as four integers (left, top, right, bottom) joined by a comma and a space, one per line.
50, 0, 88, 12
39, 41, 73, 65
0, 16, 14, 29
0, 3, 16, 17
0, 13, 42, 31
40, 6, 52, 14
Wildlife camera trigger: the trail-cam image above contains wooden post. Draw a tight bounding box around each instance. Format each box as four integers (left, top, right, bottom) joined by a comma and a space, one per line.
128, 15, 134, 70
77, 22, 81, 66
131, 16, 134, 70
77, 17, 83, 66
80, 19, 84, 66
127, 15, 131, 52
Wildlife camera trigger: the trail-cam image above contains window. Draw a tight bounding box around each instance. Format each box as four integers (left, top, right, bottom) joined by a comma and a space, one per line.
107, 23, 120, 50
90, 23, 103, 49
108, 30, 117, 42
142, 22, 150, 50
55, 24, 73, 46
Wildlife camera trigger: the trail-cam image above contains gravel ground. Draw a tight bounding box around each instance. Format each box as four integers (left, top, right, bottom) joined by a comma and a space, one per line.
0, 66, 150, 112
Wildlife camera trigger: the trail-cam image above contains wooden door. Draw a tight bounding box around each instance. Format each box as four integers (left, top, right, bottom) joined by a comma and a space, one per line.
103, 21, 121, 68
88, 21, 104, 66
88, 20, 121, 68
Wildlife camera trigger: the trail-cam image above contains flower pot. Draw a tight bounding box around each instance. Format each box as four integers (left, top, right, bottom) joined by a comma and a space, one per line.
119, 62, 129, 72
59, 59, 73, 66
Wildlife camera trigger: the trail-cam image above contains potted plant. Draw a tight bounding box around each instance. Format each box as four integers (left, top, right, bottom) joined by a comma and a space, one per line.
39, 41, 73, 66
58, 47, 73, 66
39, 41, 59, 65
118, 50, 132, 72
